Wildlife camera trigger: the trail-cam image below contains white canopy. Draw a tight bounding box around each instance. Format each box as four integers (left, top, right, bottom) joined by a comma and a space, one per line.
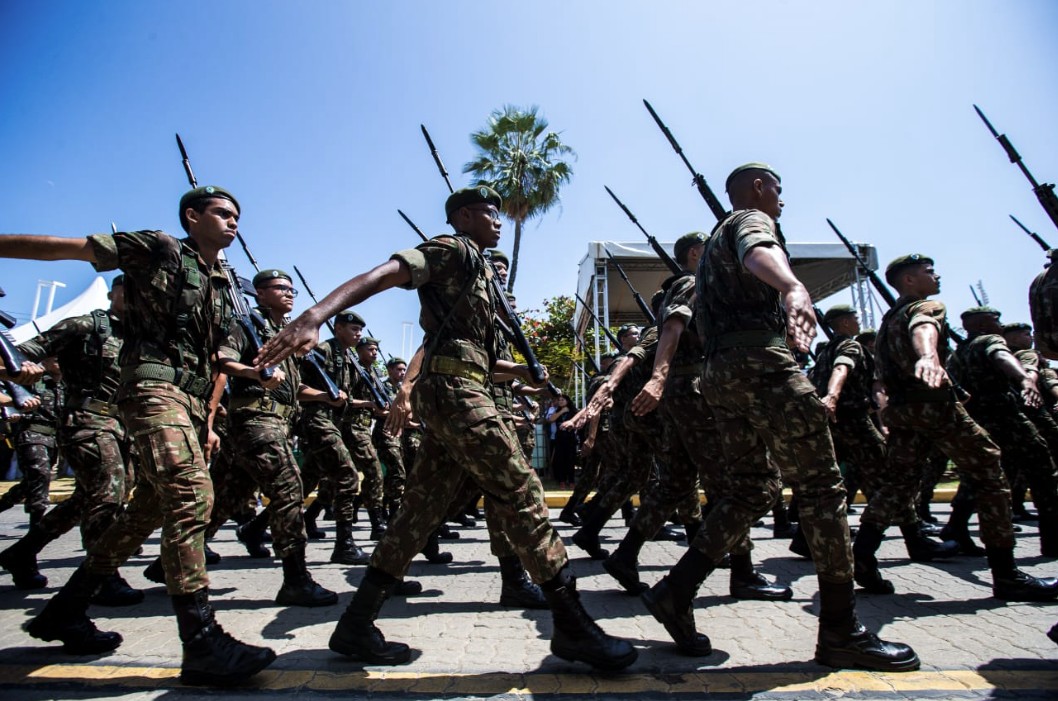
8, 276, 111, 344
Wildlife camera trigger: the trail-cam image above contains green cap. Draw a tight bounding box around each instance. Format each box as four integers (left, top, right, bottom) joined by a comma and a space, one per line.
488, 249, 509, 266
725, 162, 781, 192
884, 254, 934, 285
356, 336, 380, 349
111, 274, 124, 288
251, 269, 291, 288
386, 356, 407, 368
335, 310, 365, 327
1002, 322, 1032, 333
823, 304, 857, 324
961, 306, 1001, 321
856, 328, 877, 342
178, 186, 240, 231
673, 231, 707, 265
444, 185, 502, 223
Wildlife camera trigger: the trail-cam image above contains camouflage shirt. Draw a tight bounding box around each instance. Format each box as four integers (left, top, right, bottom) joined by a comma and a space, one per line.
219, 306, 300, 406
19, 376, 64, 436
20, 310, 123, 405
875, 295, 950, 400
392, 234, 496, 376
87, 230, 230, 397
1030, 249, 1058, 357
299, 338, 354, 419
947, 332, 1019, 410
808, 336, 874, 412
491, 319, 515, 413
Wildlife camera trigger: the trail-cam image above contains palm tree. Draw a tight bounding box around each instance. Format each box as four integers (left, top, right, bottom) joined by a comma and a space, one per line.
463, 105, 576, 292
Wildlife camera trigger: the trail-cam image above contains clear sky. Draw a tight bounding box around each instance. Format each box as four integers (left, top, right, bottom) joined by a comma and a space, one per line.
2, 1, 1057, 360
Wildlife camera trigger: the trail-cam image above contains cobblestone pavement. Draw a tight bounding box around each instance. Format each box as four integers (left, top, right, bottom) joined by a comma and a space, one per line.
0, 492, 1056, 700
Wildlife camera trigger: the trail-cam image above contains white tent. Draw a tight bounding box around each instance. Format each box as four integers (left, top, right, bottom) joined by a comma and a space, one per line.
8, 276, 111, 344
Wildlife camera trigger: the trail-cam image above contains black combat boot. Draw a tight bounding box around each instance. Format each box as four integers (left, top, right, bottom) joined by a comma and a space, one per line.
852, 523, 895, 594
788, 524, 813, 559
143, 557, 166, 584
900, 522, 959, 562
349, 495, 361, 524
561, 479, 592, 526
437, 523, 460, 540
368, 508, 389, 541
772, 498, 799, 538
204, 542, 222, 565
329, 567, 412, 664
940, 491, 986, 556
1049, 621, 1058, 645
557, 502, 582, 526
641, 548, 714, 656
173, 588, 276, 685
24, 564, 122, 654
1037, 514, 1058, 558
729, 553, 793, 601
387, 497, 403, 520
303, 499, 326, 540
684, 519, 702, 544
652, 523, 686, 542
331, 521, 370, 565
235, 512, 271, 558
571, 505, 611, 561
420, 529, 453, 565
0, 524, 55, 589
276, 548, 338, 607
603, 527, 648, 595
450, 512, 476, 528
542, 568, 638, 670
498, 556, 547, 609
916, 495, 938, 524
988, 546, 1058, 601
814, 579, 920, 671
620, 500, 637, 526
91, 571, 145, 607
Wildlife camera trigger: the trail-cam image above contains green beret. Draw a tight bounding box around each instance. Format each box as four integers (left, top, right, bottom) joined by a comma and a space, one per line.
673, 231, 707, 265
823, 304, 857, 324
725, 162, 781, 192
251, 269, 291, 288
386, 356, 407, 368
488, 249, 509, 266
335, 310, 366, 327
884, 254, 933, 285
444, 185, 502, 223
1002, 322, 1032, 334
856, 328, 877, 342
961, 306, 1001, 321
356, 336, 380, 349
178, 186, 240, 231
617, 324, 639, 340
111, 274, 124, 288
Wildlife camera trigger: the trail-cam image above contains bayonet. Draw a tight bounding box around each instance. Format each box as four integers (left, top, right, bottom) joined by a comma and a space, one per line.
603, 186, 681, 275
1010, 214, 1052, 251
574, 293, 622, 348
421, 124, 454, 194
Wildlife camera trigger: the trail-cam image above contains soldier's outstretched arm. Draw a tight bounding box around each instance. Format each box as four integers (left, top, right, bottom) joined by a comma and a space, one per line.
256, 258, 411, 368
743, 245, 816, 353
631, 315, 685, 416
991, 349, 1042, 408
0, 235, 96, 263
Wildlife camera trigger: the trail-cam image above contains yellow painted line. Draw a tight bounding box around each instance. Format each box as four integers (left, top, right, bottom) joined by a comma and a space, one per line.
1, 664, 1057, 694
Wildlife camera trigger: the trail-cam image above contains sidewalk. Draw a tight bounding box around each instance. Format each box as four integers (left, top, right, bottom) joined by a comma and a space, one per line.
0, 501, 1056, 699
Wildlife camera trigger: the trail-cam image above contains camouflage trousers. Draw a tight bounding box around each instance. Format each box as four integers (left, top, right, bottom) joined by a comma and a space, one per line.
371, 373, 565, 583
830, 409, 887, 504
447, 473, 515, 559
516, 420, 536, 462
373, 427, 407, 504
970, 407, 1058, 524
702, 366, 853, 583
227, 410, 307, 557
870, 400, 1014, 549
584, 405, 659, 526
402, 427, 423, 476
298, 410, 359, 523
342, 422, 385, 510
38, 413, 133, 550
3, 431, 54, 516
204, 441, 258, 540
87, 382, 213, 596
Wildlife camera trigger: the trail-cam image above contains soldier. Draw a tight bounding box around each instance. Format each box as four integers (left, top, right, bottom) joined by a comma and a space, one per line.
1030, 249, 1058, 360
943, 306, 1058, 556
215, 268, 338, 607
374, 355, 409, 517
0, 186, 276, 685
641, 163, 917, 670
0, 359, 61, 527
1, 277, 143, 605
863, 254, 1056, 602
348, 335, 391, 538
256, 185, 636, 671
811, 304, 955, 590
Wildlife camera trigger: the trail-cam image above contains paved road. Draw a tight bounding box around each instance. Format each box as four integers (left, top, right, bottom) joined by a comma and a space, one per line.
0, 498, 1055, 699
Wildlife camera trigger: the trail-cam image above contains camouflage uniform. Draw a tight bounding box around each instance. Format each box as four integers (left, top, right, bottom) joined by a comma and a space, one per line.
372, 375, 406, 507
218, 307, 307, 558
369, 234, 565, 583
78, 229, 230, 595
870, 297, 1014, 549
2, 377, 61, 519
19, 310, 133, 547
696, 211, 852, 583
946, 332, 1058, 543
342, 366, 385, 512
1030, 249, 1058, 357
297, 338, 360, 522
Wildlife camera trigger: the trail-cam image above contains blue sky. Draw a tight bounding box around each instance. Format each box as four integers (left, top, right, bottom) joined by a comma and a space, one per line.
2, 1, 1057, 360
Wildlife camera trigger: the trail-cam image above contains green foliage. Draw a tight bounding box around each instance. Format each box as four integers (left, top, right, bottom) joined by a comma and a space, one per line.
517, 295, 598, 393
463, 105, 576, 293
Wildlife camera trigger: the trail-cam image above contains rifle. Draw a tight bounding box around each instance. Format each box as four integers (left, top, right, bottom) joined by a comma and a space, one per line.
969, 285, 983, 306
0, 311, 29, 379
603, 186, 682, 275
604, 250, 656, 324
573, 293, 622, 349
569, 321, 602, 375
417, 126, 557, 395
642, 99, 728, 221
1010, 214, 1053, 252
974, 105, 1058, 234
291, 265, 387, 409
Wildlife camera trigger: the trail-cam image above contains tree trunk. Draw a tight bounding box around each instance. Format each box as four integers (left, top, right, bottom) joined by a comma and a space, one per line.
507, 218, 524, 293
